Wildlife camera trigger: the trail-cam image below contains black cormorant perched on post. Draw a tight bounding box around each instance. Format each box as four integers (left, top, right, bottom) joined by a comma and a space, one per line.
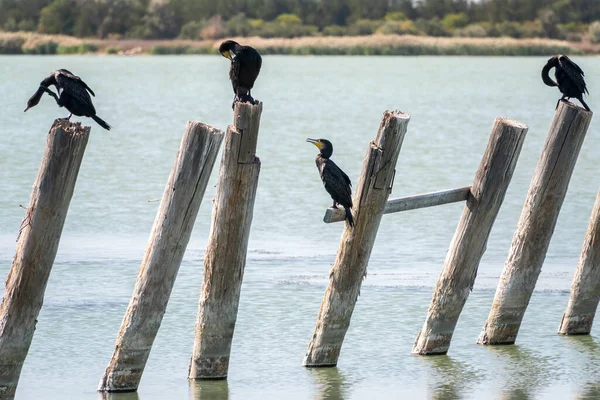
219, 40, 262, 108
542, 54, 590, 112
307, 138, 354, 228
24, 69, 111, 130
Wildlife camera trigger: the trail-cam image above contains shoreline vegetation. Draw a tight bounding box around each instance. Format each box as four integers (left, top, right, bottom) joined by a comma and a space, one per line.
1, 31, 598, 56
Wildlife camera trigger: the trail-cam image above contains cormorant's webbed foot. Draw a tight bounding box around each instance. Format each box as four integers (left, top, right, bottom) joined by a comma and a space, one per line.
332, 201, 339, 209
239, 94, 258, 105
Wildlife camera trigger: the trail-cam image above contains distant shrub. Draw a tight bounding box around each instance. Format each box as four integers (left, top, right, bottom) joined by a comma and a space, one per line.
256, 19, 317, 38
179, 20, 204, 39
538, 10, 563, 39
589, 21, 600, 43
18, 19, 37, 32
3, 18, 18, 32
384, 12, 407, 22
442, 13, 469, 31
521, 20, 543, 38
322, 25, 346, 36
0, 36, 25, 54
415, 18, 450, 37
347, 19, 381, 36
226, 13, 253, 36
275, 13, 303, 25
496, 21, 523, 38
559, 22, 587, 33
105, 46, 120, 54
378, 20, 420, 35
455, 24, 488, 37
200, 16, 226, 39
23, 41, 58, 54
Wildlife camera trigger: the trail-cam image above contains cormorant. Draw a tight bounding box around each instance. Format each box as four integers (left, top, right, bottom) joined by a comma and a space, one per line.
24, 69, 111, 130
542, 54, 590, 112
219, 40, 262, 108
307, 138, 354, 228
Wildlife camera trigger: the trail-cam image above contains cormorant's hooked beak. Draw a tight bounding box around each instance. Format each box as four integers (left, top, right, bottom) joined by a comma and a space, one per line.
221, 50, 233, 60
306, 138, 323, 149
24, 106, 31, 112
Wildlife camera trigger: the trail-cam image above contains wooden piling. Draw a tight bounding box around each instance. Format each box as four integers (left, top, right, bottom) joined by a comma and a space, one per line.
98, 122, 224, 392
412, 118, 528, 355
558, 190, 600, 335
303, 110, 410, 367
188, 102, 263, 379
478, 101, 593, 345
0, 119, 90, 398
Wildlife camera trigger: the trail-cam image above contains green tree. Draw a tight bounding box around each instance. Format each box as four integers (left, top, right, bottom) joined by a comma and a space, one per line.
38, 0, 78, 34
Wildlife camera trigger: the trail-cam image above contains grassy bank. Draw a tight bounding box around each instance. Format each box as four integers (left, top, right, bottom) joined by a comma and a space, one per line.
0, 31, 593, 56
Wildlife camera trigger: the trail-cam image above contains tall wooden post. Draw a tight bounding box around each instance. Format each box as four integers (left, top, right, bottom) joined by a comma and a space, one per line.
412, 118, 528, 355
189, 102, 263, 379
558, 190, 600, 335
98, 122, 224, 392
478, 101, 593, 345
303, 110, 410, 367
0, 120, 90, 398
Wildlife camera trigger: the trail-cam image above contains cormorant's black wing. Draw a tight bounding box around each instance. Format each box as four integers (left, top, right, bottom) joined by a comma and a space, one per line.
55, 70, 96, 113
57, 69, 96, 96
238, 47, 261, 89
321, 159, 353, 208
558, 55, 588, 95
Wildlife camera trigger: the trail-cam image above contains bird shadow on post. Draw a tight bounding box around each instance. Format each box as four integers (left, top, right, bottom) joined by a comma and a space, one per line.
478, 101, 593, 346
98, 122, 224, 392
303, 110, 410, 367
189, 102, 263, 380
0, 119, 90, 399
558, 189, 600, 335
411, 118, 528, 356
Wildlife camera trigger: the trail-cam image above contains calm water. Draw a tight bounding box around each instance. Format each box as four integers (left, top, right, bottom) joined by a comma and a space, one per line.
0, 55, 599, 400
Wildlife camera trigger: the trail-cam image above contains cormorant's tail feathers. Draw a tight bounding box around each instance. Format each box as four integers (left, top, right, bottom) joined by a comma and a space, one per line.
92, 115, 111, 130
579, 97, 591, 112
345, 207, 354, 228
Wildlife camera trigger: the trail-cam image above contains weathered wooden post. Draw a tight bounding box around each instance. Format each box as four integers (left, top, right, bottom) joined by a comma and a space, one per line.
0, 120, 90, 398
478, 101, 593, 345
189, 102, 262, 379
303, 110, 410, 367
558, 190, 600, 335
412, 118, 528, 355
98, 122, 224, 392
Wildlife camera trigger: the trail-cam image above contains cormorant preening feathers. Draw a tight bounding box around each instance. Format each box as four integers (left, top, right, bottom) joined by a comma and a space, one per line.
307, 138, 354, 228
542, 55, 590, 112
25, 69, 111, 130
219, 40, 262, 108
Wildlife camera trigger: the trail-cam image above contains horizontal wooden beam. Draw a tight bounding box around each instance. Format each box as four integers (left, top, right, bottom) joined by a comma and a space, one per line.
323, 186, 471, 223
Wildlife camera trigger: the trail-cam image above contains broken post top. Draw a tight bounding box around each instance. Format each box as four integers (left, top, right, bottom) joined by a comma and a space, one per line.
559, 99, 593, 115
50, 118, 90, 136
494, 117, 528, 130
374, 110, 410, 146
186, 120, 224, 136
232, 102, 263, 164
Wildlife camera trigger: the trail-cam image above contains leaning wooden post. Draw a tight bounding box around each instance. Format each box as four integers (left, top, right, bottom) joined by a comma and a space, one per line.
189, 102, 262, 379
478, 101, 593, 345
303, 110, 410, 367
98, 122, 224, 392
412, 118, 528, 355
0, 120, 90, 398
558, 190, 600, 335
